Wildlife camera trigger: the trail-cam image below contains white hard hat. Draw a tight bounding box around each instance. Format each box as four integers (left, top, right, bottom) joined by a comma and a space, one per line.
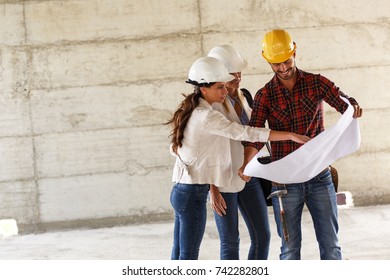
187, 57, 234, 85
207, 44, 247, 73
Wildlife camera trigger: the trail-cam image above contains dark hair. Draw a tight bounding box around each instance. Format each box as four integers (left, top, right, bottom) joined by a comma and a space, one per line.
165, 83, 215, 154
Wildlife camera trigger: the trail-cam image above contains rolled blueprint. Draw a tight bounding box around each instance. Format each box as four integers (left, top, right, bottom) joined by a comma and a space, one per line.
244, 97, 361, 184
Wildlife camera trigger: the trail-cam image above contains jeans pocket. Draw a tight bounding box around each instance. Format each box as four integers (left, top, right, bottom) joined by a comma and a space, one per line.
317, 170, 332, 183
170, 186, 191, 214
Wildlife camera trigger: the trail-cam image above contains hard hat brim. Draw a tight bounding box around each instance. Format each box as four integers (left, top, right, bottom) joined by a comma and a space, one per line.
186, 73, 235, 85
219, 73, 236, 82
262, 44, 296, 64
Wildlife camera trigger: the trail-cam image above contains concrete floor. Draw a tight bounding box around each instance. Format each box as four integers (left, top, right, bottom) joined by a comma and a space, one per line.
0, 204, 389, 260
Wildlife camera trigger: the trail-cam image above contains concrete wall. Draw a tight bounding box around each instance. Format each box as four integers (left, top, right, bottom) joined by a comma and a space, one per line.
0, 0, 389, 233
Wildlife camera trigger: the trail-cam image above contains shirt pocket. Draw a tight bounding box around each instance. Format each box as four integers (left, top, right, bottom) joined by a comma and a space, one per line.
269, 104, 290, 123
300, 95, 320, 116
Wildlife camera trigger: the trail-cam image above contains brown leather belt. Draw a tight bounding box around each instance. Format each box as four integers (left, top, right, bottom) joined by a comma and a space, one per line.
271, 166, 330, 187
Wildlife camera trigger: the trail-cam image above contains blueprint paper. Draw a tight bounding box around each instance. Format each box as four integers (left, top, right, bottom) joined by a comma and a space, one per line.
244, 97, 361, 184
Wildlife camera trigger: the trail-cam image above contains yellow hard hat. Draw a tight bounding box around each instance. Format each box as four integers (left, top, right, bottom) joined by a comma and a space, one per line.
261, 30, 296, 63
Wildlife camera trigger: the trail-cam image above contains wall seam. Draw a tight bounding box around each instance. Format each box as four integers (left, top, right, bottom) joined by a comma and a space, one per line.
196, 0, 204, 55
23, 1, 41, 231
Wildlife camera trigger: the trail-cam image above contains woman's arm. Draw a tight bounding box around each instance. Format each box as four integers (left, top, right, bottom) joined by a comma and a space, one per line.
238, 146, 259, 182
204, 109, 310, 144
209, 184, 227, 217
268, 130, 311, 144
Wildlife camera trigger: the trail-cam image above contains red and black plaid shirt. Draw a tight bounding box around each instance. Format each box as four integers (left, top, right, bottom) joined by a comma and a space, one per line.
244, 68, 358, 161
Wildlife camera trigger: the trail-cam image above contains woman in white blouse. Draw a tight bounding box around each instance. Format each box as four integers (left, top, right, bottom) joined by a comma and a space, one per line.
207, 44, 271, 259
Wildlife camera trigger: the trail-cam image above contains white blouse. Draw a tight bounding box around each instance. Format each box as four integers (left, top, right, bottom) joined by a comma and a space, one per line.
171, 98, 270, 188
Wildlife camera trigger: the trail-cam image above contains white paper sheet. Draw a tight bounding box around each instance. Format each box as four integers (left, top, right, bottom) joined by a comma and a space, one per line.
244, 97, 361, 184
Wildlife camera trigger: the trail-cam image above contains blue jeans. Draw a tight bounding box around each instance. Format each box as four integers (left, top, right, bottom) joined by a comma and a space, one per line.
213, 177, 271, 260
271, 169, 342, 260
170, 183, 209, 260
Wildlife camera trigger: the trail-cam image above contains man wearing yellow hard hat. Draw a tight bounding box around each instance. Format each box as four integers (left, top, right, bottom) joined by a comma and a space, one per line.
240, 29, 363, 260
